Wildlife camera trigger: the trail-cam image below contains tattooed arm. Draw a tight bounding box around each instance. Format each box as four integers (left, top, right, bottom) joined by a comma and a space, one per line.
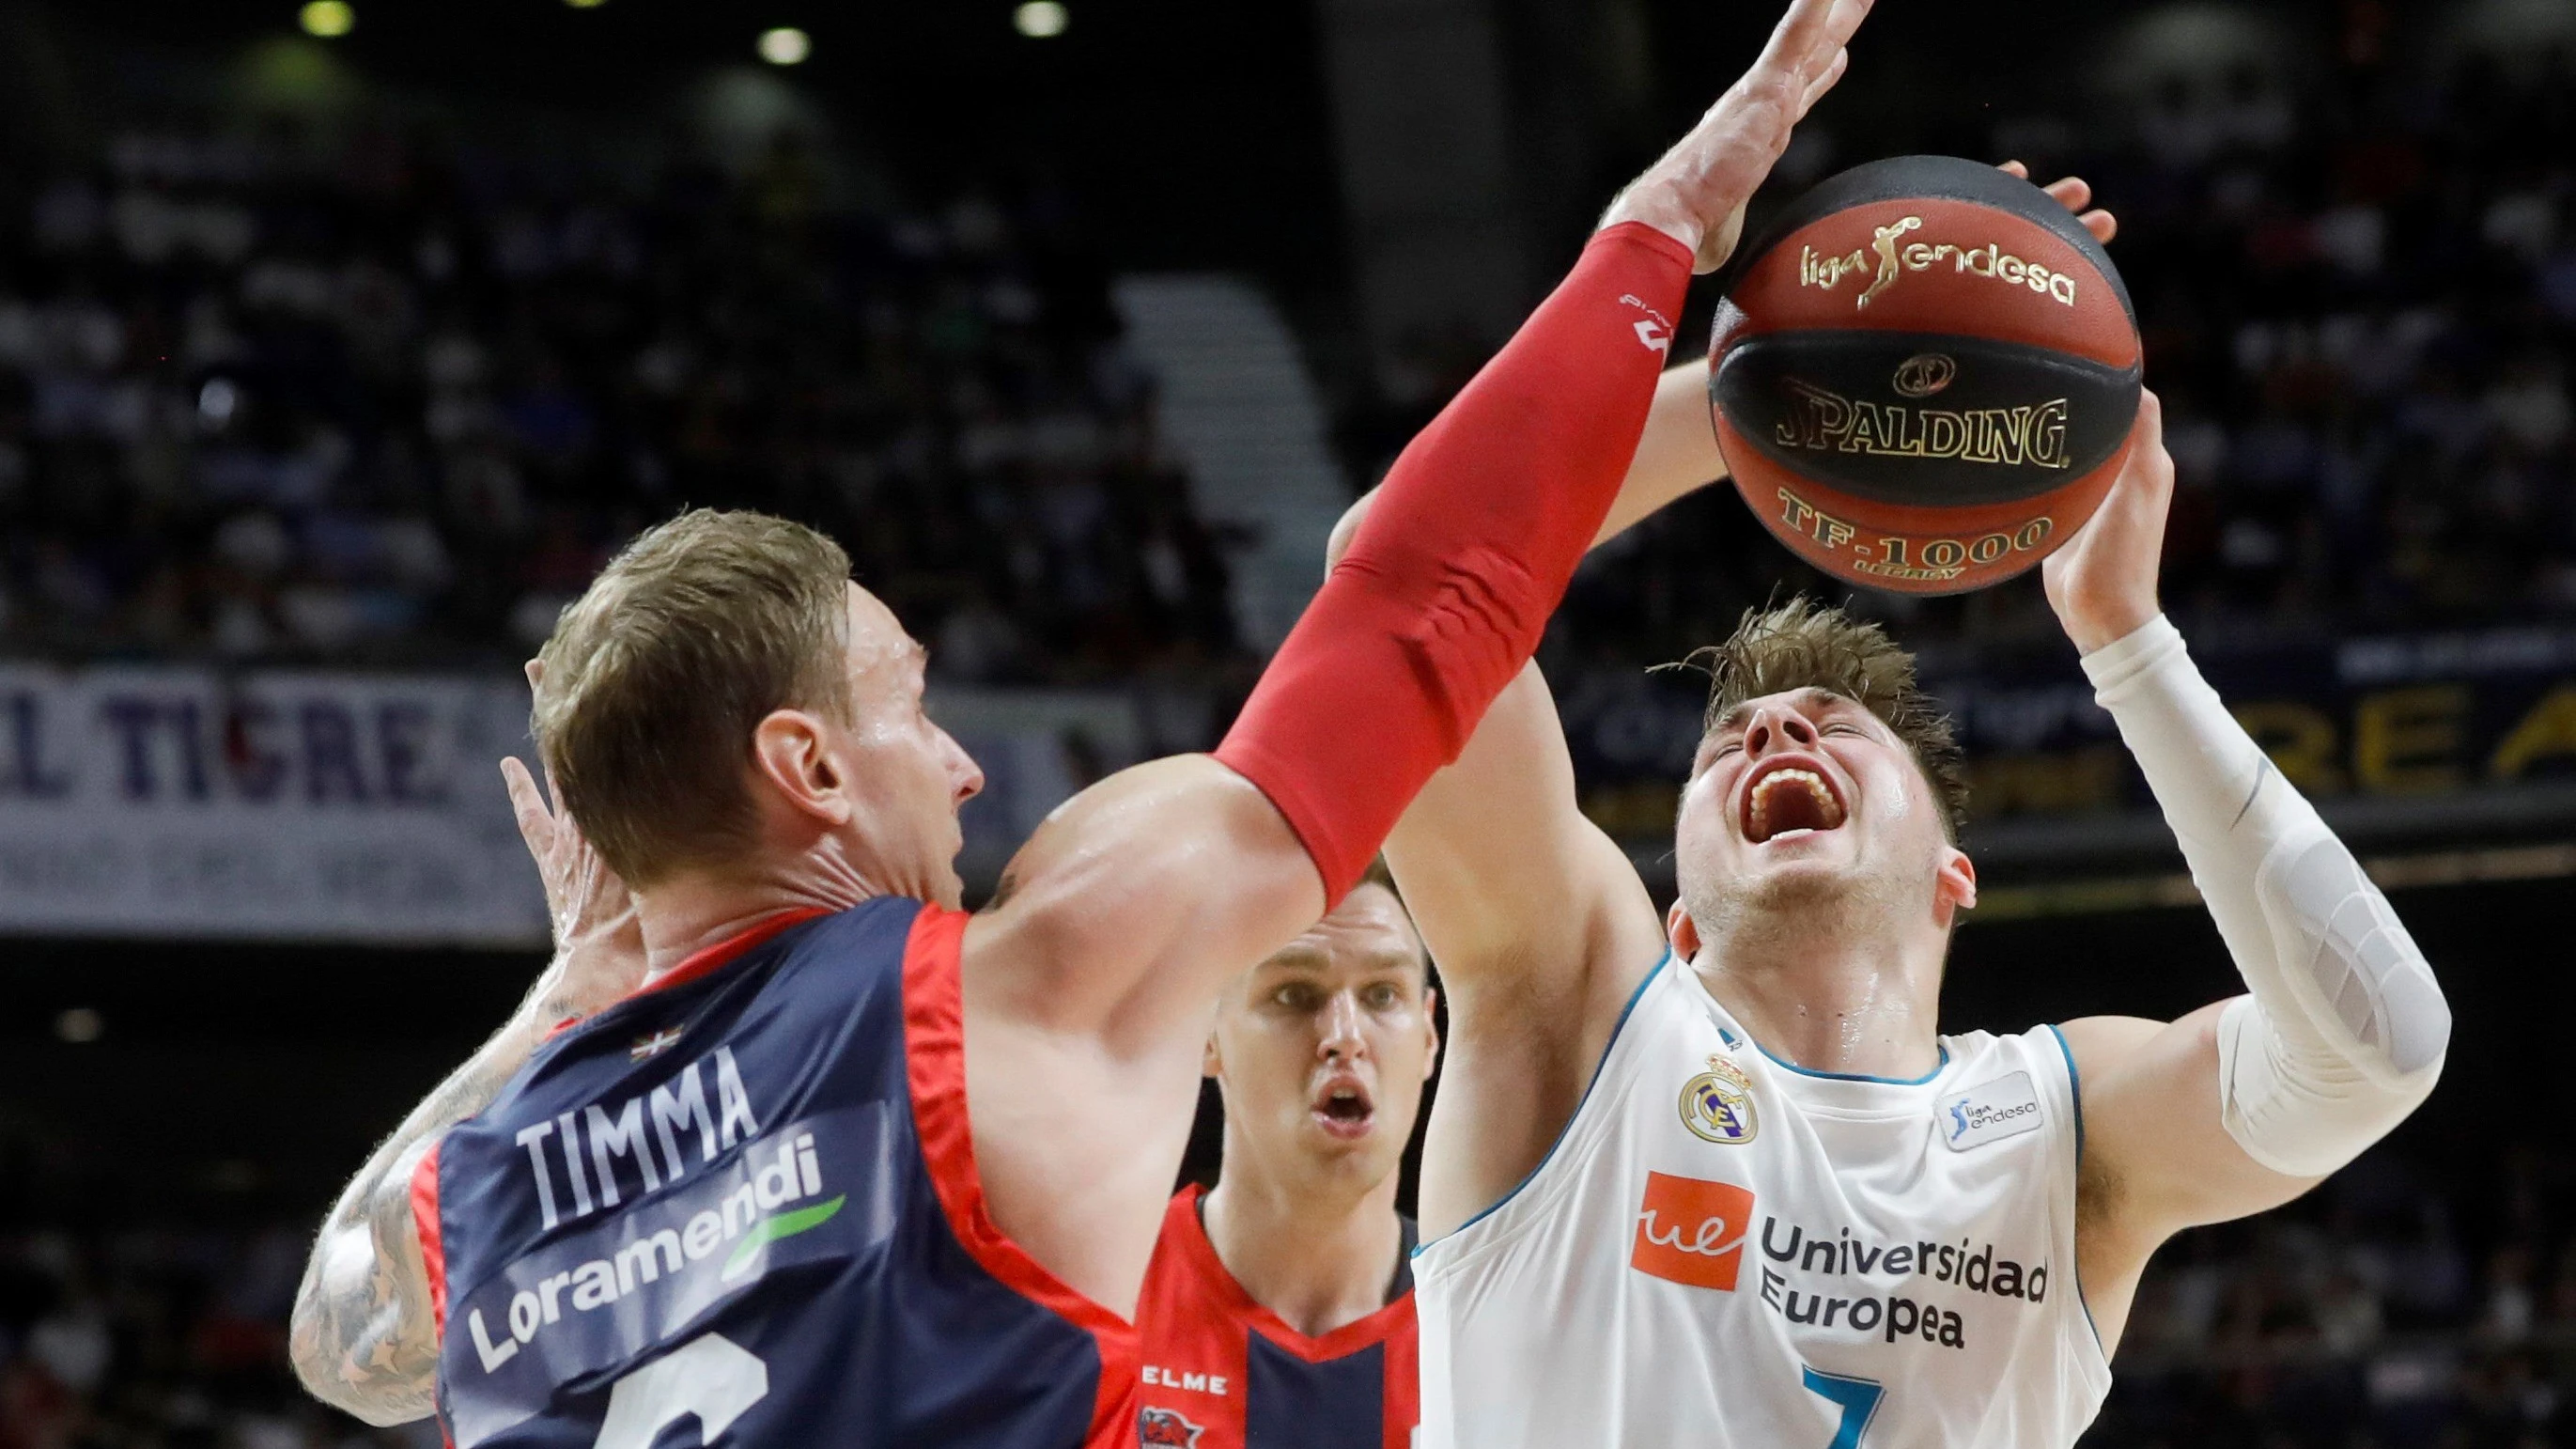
289, 756, 644, 1422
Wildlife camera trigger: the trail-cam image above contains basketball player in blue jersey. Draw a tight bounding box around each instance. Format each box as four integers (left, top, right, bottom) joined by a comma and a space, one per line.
1358, 382, 2454, 1445
1135, 864, 1435, 1449
284, 3, 1877, 1441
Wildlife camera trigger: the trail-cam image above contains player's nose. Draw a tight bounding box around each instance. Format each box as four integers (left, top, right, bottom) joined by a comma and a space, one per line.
940, 728, 985, 804
1318, 992, 1368, 1060
1743, 704, 1819, 757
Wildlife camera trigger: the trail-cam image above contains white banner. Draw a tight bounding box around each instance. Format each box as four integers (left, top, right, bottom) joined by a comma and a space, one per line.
0, 668, 1142, 946
0, 664, 551, 946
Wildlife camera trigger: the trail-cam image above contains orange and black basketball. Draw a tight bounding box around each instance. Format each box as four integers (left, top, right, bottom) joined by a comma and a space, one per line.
1708, 155, 2142, 594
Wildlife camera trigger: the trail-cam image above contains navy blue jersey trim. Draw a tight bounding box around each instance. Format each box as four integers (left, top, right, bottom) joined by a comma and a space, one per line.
2045, 1021, 2105, 1356
1752, 1039, 1949, 1085
1417, 952, 1669, 1254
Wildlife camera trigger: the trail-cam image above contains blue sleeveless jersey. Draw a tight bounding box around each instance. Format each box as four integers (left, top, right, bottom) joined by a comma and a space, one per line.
412, 899, 1134, 1448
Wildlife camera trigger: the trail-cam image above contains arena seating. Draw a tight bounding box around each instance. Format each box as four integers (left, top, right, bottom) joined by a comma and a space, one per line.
1545, 45, 2576, 669
0, 133, 1241, 690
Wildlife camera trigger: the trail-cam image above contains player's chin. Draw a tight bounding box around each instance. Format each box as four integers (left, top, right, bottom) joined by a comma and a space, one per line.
1736, 841, 1869, 898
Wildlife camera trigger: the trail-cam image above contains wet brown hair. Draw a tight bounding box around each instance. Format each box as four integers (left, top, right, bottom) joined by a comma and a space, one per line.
1681, 597, 1968, 840
531, 508, 855, 887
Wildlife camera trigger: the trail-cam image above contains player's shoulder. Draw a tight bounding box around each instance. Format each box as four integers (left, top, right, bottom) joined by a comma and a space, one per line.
1932, 1021, 2089, 1088
487, 900, 920, 1119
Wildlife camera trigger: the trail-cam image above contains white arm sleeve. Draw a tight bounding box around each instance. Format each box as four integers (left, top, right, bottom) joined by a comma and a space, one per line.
2082, 615, 2449, 1177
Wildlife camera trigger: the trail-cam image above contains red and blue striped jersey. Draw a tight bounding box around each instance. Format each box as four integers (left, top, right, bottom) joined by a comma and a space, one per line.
1133, 1186, 1418, 1449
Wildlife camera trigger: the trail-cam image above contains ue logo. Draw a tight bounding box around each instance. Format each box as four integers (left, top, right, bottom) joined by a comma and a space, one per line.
1631, 1171, 1756, 1292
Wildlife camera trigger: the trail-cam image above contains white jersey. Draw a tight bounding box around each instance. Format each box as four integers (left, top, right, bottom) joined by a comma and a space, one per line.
1414, 954, 2110, 1449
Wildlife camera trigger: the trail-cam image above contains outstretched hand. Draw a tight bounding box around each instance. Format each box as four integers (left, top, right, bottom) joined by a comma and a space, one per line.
1601, 0, 1873, 272
2043, 390, 2175, 656
504, 662, 646, 1019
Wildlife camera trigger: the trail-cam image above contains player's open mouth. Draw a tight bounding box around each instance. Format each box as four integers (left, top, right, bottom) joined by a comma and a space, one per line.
1311, 1078, 1375, 1140
1740, 757, 1848, 844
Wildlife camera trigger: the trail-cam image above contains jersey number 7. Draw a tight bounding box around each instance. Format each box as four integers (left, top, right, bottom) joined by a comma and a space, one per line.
1800, 1363, 1885, 1449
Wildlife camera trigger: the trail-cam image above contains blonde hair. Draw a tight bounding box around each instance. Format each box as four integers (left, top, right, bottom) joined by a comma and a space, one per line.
1684, 598, 1968, 839
532, 508, 854, 886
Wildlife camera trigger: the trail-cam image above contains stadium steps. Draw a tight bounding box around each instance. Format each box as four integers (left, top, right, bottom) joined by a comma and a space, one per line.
1112, 275, 1350, 652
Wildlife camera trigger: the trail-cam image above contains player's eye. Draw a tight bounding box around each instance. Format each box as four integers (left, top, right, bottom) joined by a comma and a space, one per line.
1273, 984, 1319, 1011
1362, 983, 1401, 1010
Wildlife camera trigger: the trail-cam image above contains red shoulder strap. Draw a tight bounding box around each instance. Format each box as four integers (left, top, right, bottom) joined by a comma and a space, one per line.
409, 1137, 448, 1340
903, 904, 1138, 1444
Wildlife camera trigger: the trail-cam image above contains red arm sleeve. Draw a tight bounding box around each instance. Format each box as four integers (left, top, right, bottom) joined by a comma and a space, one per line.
1215, 221, 1694, 904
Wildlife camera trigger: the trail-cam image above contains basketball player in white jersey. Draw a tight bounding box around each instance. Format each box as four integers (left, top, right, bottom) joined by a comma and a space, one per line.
1337, 382, 2450, 1445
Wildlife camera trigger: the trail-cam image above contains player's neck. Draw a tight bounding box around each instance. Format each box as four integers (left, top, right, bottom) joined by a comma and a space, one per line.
635, 855, 878, 981
1687, 918, 1945, 1081
1201, 1145, 1404, 1340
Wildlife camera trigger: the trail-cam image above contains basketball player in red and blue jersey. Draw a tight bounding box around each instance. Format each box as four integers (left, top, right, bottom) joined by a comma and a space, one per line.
281, 4, 1875, 1443
1136, 866, 1435, 1449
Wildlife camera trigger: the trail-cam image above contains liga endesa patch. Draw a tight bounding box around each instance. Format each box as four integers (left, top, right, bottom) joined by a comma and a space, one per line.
1938, 1071, 2046, 1152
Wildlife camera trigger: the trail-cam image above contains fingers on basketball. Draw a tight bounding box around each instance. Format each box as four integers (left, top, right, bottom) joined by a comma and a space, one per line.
2132, 392, 2175, 501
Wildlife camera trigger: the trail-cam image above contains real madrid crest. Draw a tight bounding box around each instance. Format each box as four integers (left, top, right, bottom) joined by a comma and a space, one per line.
1680, 1054, 1759, 1144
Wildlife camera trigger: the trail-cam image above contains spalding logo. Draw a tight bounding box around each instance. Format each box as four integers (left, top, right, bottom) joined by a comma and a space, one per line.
1891, 352, 1956, 398
1139, 1408, 1205, 1447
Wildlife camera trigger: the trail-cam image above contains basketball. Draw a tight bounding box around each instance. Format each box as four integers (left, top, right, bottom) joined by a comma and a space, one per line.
1707, 155, 2143, 594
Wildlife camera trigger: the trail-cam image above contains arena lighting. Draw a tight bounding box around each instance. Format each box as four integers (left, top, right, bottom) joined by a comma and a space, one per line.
566, 0, 608, 8
1015, 0, 1068, 38
299, 0, 353, 37
197, 377, 239, 428
757, 26, 811, 64
55, 1007, 102, 1044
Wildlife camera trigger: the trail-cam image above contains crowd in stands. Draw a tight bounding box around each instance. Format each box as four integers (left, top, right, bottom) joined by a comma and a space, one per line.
0, 1218, 427, 1449
2090, 1141, 2576, 1448
0, 1137, 2566, 1448
1552, 39, 2576, 670
0, 127, 1240, 688
12, 34, 2576, 692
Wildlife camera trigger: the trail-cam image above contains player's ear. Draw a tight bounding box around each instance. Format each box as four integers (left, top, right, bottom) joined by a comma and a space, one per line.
1933, 845, 1978, 924
1202, 1030, 1222, 1079
750, 709, 853, 828
1666, 898, 1702, 961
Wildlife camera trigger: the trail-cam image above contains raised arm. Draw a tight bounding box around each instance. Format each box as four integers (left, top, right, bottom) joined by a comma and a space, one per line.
1360, 169, 2114, 1232
1330, 366, 1711, 1236
1362, 163, 2116, 989
960, 1, 1873, 1285
2044, 396, 2450, 1348
289, 758, 642, 1422
974, 0, 1871, 1054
